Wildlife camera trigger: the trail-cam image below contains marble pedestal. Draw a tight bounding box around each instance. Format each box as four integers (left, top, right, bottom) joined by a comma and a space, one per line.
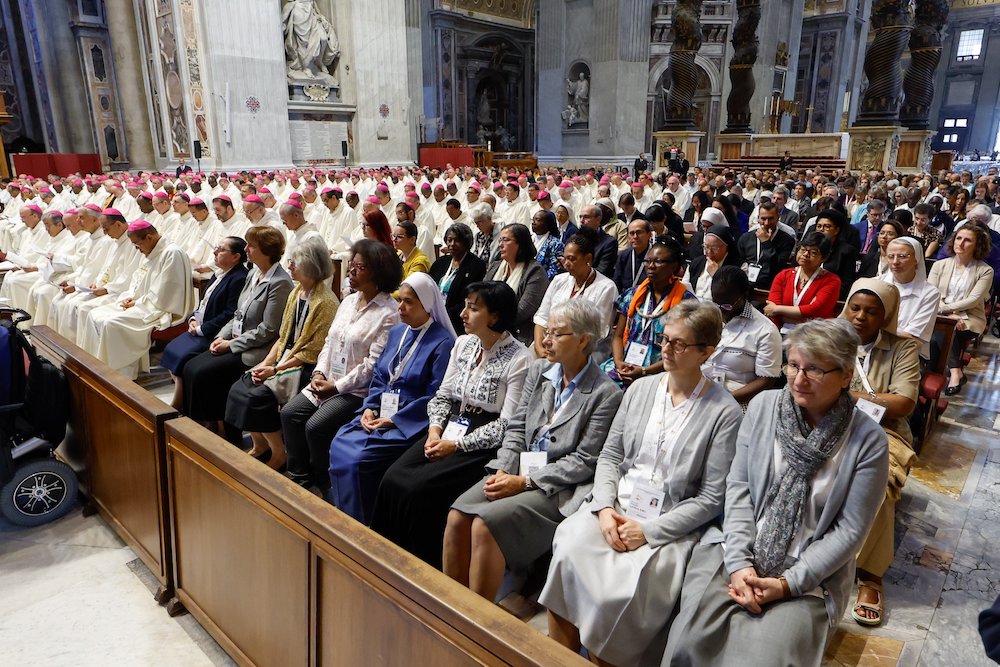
897, 129, 936, 172
286, 95, 357, 167
653, 130, 705, 172
847, 125, 902, 172
716, 133, 752, 161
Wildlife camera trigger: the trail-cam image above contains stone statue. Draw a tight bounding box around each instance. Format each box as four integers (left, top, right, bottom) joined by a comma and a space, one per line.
566, 72, 590, 122
476, 125, 489, 145
900, 0, 949, 129
661, 0, 704, 130
282, 0, 340, 86
857, 0, 913, 125
723, 0, 762, 133
561, 105, 579, 128
477, 91, 492, 125
496, 126, 515, 151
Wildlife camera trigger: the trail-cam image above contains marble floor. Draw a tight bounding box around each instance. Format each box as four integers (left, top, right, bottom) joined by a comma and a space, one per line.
2, 341, 999, 666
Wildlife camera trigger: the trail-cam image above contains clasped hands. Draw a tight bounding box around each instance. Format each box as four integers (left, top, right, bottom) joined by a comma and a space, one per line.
360, 408, 393, 433
423, 426, 457, 461
483, 469, 526, 500
597, 507, 647, 552
727, 566, 786, 613
249, 363, 277, 385
308, 371, 338, 399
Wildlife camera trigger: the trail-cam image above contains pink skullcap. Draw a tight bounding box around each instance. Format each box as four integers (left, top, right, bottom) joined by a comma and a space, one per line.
72, 179, 83, 186
366, 195, 380, 204
243, 194, 263, 204
20, 186, 32, 192
434, 184, 445, 191
192, 178, 202, 183
189, 198, 205, 206
347, 190, 358, 196
258, 187, 271, 195
599, 176, 610, 184
66, 208, 78, 215
83, 203, 102, 212
153, 192, 170, 200
469, 182, 482, 192
127, 220, 153, 232
304, 186, 316, 192
284, 199, 303, 210
572, 177, 581, 183
287, 192, 303, 200
175, 193, 191, 202
375, 183, 390, 193
24, 204, 43, 215
214, 194, 233, 204
39, 188, 52, 194
105, 179, 119, 188
537, 191, 551, 201
101, 207, 122, 217
139, 192, 154, 200
559, 181, 573, 188
84, 178, 95, 185
493, 181, 504, 189
420, 182, 431, 190
404, 192, 419, 201
631, 182, 644, 189
322, 187, 343, 197
47, 209, 63, 218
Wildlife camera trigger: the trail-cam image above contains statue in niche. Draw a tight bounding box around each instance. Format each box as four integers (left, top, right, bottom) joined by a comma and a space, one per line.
477, 91, 492, 125
496, 126, 515, 151
476, 125, 490, 145
566, 71, 590, 123
561, 105, 578, 128
282, 0, 340, 86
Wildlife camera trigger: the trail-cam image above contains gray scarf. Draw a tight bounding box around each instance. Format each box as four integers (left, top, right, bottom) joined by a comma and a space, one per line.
753, 387, 854, 577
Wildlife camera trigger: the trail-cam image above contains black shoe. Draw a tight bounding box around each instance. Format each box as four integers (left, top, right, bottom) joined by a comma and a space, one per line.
250, 449, 272, 463
944, 375, 967, 396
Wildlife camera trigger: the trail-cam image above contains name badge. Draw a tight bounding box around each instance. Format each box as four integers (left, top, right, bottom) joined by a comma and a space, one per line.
329, 344, 348, 377
519, 451, 548, 478
232, 312, 244, 336
442, 416, 470, 441
627, 482, 666, 521
624, 342, 649, 366
379, 390, 400, 419
855, 397, 886, 424
855, 259, 863, 273
746, 264, 762, 282
709, 369, 726, 384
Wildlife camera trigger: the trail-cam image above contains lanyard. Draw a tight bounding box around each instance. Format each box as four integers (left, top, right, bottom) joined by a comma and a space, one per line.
570, 269, 596, 298
754, 236, 761, 263
387, 323, 430, 386
650, 375, 707, 483
854, 357, 878, 399
292, 296, 310, 341
708, 316, 749, 362
792, 267, 818, 306
458, 338, 485, 415
439, 264, 459, 293
638, 288, 670, 339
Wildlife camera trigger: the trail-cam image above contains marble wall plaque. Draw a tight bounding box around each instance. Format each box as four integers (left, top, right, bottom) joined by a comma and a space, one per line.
289, 118, 349, 163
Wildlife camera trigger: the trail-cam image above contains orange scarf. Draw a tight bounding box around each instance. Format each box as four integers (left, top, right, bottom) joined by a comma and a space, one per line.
623, 278, 687, 348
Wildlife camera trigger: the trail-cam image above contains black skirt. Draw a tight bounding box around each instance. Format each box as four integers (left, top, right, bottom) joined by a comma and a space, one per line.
182, 350, 248, 421
161, 332, 210, 376
369, 408, 500, 568
224, 364, 313, 433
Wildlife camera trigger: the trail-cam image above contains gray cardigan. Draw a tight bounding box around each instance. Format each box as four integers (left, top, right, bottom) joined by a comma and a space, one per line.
488, 359, 622, 516
720, 389, 888, 626
486, 259, 550, 345
216, 263, 294, 366
590, 374, 743, 549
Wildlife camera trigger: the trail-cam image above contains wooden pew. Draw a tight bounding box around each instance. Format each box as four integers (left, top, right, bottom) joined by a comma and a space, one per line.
30, 325, 179, 602
165, 417, 586, 667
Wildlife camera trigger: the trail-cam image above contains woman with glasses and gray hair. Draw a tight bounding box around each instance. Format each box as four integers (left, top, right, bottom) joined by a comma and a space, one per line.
665, 319, 888, 667
540, 300, 742, 667
443, 299, 623, 603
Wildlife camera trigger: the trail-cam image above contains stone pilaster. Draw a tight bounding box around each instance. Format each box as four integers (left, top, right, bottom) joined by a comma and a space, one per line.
722, 0, 761, 134
660, 0, 704, 130
856, 0, 913, 126
900, 0, 949, 130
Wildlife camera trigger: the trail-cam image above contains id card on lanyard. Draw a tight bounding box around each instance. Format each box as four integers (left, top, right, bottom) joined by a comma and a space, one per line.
627, 290, 666, 366
792, 267, 818, 307
854, 356, 886, 423
746, 237, 763, 283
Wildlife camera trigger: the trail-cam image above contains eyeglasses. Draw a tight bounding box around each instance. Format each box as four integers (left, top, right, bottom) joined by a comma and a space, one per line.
715, 298, 743, 312
543, 330, 574, 340
497, 237, 516, 245
885, 253, 913, 261
348, 263, 368, 273
702, 244, 725, 252
390, 233, 407, 240
782, 362, 839, 381
797, 248, 822, 257
656, 336, 706, 353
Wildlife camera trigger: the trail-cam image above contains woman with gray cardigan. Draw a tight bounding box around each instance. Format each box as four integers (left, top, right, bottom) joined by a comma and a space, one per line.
540, 300, 742, 667
664, 319, 889, 667
182, 225, 293, 441
485, 222, 549, 346
444, 300, 623, 602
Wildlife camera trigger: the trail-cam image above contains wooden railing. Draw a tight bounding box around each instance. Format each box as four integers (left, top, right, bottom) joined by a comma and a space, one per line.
31, 325, 178, 601
31, 326, 586, 666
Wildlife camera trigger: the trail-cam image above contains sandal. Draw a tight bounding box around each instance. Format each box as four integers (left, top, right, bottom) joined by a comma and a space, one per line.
852, 579, 884, 626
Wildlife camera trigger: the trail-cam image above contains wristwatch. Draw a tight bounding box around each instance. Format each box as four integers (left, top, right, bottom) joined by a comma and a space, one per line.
524, 476, 536, 491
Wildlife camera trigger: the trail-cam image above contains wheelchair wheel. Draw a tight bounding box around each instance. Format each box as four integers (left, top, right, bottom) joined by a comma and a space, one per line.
0, 458, 79, 527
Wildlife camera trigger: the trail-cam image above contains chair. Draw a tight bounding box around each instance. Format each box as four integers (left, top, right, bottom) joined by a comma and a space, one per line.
914, 315, 957, 452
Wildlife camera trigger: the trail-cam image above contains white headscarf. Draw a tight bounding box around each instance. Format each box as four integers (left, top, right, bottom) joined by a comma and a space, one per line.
882, 236, 927, 283
554, 201, 576, 225
401, 272, 457, 339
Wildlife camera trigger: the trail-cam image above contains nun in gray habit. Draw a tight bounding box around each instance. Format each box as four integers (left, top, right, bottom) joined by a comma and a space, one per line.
664, 318, 889, 667
539, 300, 743, 666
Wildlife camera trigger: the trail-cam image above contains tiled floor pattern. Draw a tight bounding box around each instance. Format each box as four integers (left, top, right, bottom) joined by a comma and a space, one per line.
3, 342, 999, 665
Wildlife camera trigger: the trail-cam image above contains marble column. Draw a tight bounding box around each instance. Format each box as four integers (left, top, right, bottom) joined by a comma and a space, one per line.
105, 0, 155, 169
900, 0, 949, 130
722, 0, 761, 134
855, 0, 913, 126
661, 0, 704, 130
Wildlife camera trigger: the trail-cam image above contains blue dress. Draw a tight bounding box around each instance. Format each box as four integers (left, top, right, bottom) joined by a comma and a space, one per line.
535, 235, 565, 280
327, 321, 455, 524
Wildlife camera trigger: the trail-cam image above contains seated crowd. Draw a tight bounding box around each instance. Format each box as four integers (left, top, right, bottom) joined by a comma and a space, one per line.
1, 161, 997, 665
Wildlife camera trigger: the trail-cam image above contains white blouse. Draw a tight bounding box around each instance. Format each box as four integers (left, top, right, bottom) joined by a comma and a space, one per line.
532, 271, 619, 338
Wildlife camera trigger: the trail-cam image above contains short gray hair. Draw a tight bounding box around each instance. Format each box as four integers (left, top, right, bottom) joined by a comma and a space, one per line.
783, 318, 859, 372
549, 299, 604, 355
470, 202, 494, 223
664, 300, 723, 347
289, 237, 333, 282
773, 185, 790, 198
966, 204, 993, 225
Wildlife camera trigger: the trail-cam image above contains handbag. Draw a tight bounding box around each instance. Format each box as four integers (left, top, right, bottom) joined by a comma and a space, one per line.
262, 350, 303, 405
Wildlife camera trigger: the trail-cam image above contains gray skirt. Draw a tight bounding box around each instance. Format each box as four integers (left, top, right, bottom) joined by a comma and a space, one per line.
538, 501, 695, 667
663, 543, 831, 667
451, 477, 564, 572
